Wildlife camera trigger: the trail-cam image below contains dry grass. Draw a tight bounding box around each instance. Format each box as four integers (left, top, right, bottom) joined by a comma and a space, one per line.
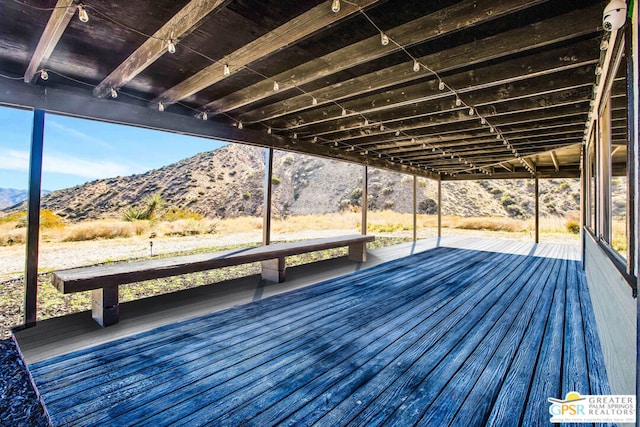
0, 210, 587, 247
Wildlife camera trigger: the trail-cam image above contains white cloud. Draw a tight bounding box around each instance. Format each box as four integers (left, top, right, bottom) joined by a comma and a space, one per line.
0, 149, 144, 179
47, 120, 114, 149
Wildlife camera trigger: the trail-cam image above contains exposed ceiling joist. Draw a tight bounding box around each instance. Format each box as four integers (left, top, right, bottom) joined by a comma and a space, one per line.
204, 0, 547, 114
244, 3, 602, 124
93, 0, 229, 98
152, 0, 382, 107
23, 0, 76, 83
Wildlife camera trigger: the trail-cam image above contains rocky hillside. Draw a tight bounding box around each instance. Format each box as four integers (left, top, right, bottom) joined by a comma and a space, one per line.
0, 189, 51, 209
4, 144, 584, 221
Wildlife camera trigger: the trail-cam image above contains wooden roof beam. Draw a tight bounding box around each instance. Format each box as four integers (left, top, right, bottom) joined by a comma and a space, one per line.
500, 163, 515, 172
204, 0, 548, 114
243, 4, 602, 123
94, 0, 229, 98
287, 69, 595, 136
24, 0, 76, 83
152, 0, 381, 107
550, 151, 560, 171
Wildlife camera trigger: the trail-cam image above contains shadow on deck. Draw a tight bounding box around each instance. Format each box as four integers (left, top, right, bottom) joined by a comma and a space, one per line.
16, 237, 609, 426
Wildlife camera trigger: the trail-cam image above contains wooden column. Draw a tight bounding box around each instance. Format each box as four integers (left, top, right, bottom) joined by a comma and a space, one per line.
263, 148, 273, 245
625, 22, 635, 276
534, 177, 540, 244
413, 175, 417, 242
361, 166, 368, 235
599, 100, 612, 242
437, 177, 442, 238
24, 110, 45, 327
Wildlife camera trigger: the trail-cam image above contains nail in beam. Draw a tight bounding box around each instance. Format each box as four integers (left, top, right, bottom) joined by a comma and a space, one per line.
24, 109, 45, 327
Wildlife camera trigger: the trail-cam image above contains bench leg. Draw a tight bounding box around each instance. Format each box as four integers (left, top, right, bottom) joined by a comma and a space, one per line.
92, 286, 119, 327
261, 258, 286, 283
348, 242, 367, 262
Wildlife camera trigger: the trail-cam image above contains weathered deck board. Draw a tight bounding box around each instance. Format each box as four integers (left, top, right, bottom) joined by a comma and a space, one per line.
27, 241, 606, 427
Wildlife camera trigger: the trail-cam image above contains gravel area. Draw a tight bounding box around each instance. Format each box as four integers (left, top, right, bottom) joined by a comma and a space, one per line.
0, 338, 49, 426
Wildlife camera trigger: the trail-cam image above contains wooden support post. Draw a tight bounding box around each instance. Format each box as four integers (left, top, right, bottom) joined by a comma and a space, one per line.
361, 166, 368, 235
437, 177, 442, 238
580, 146, 587, 267
534, 177, 540, 244
348, 242, 367, 263
625, 22, 635, 276
413, 175, 417, 241
599, 100, 612, 242
24, 110, 45, 327
263, 148, 273, 245
261, 258, 286, 283
92, 286, 119, 327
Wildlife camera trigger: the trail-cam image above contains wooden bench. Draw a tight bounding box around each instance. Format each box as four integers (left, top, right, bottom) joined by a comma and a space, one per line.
51, 234, 375, 327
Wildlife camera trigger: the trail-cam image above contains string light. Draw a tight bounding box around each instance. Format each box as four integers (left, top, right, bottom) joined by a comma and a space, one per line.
395, 130, 400, 136
468, 107, 474, 116
39, 70, 48, 80
223, 64, 230, 77
381, 33, 389, 46
293, 132, 297, 139
201, 111, 208, 120
167, 39, 176, 54
312, 97, 318, 106
110, 87, 117, 98
379, 123, 384, 131
238, 121, 243, 129
438, 80, 445, 90
331, 0, 340, 13
77, 4, 88, 23
455, 97, 462, 107
413, 60, 420, 72
341, 107, 347, 116
313, 136, 318, 143
273, 81, 279, 91
364, 118, 369, 126
334, 141, 338, 147
480, 117, 486, 125
267, 127, 272, 134
158, 101, 164, 111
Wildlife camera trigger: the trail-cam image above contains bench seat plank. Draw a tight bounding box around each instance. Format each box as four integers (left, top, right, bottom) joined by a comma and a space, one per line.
53, 235, 375, 294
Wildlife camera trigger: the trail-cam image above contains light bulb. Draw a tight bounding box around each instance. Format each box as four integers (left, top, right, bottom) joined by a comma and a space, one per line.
413, 61, 420, 72
313, 136, 318, 143
78, 4, 88, 22
468, 107, 474, 116
334, 141, 338, 147
223, 64, 230, 76
595, 66, 602, 76
341, 108, 346, 116
293, 132, 297, 139
331, 0, 340, 13
312, 97, 318, 106
410, 138, 416, 143
40, 70, 48, 80
379, 124, 385, 131
480, 117, 486, 125
202, 112, 208, 120
110, 87, 117, 98
438, 80, 445, 90
158, 102, 164, 112
167, 39, 176, 54
455, 98, 462, 107
267, 127, 272, 134
273, 81, 279, 91
395, 130, 400, 136
364, 118, 369, 126
432, 147, 436, 152
237, 121, 243, 129
490, 126, 495, 133
381, 33, 389, 46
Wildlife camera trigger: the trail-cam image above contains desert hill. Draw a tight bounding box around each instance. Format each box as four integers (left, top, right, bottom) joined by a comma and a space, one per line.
4, 144, 587, 221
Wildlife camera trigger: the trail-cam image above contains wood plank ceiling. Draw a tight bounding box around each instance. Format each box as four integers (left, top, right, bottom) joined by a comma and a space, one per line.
0, 0, 618, 180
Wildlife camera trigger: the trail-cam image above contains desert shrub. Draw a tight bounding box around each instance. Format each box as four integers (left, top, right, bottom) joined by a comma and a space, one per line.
272, 177, 281, 185
161, 207, 203, 222
243, 192, 251, 200
382, 187, 393, 195
566, 220, 580, 234
62, 220, 146, 241
384, 201, 395, 209
505, 205, 526, 217
123, 193, 166, 221
0, 209, 64, 228
418, 198, 437, 214
338, 199, 352, 211
559, 182, 570, 191
501, 193, 515, 207
158, 219, 214, 236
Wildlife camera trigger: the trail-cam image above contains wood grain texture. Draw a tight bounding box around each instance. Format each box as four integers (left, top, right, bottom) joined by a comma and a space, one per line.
52, 234, 375, 293
29, 243, 610, 427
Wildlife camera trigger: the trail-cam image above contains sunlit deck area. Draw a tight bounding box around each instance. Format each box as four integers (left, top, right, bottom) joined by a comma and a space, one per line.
15, 237, 610, 426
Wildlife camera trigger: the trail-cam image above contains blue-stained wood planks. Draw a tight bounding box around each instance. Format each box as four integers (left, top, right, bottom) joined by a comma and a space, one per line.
28, 245, 610, 427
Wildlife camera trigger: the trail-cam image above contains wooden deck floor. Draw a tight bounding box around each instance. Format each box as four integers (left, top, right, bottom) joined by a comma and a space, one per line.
21, 238, 610, 426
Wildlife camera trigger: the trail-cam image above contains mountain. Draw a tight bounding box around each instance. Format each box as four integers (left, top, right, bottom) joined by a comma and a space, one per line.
3, 144, 582, 221
0, 188, 51, 209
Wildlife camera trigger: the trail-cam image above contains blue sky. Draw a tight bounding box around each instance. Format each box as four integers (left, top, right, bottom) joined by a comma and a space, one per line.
0, 106, 227, 191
